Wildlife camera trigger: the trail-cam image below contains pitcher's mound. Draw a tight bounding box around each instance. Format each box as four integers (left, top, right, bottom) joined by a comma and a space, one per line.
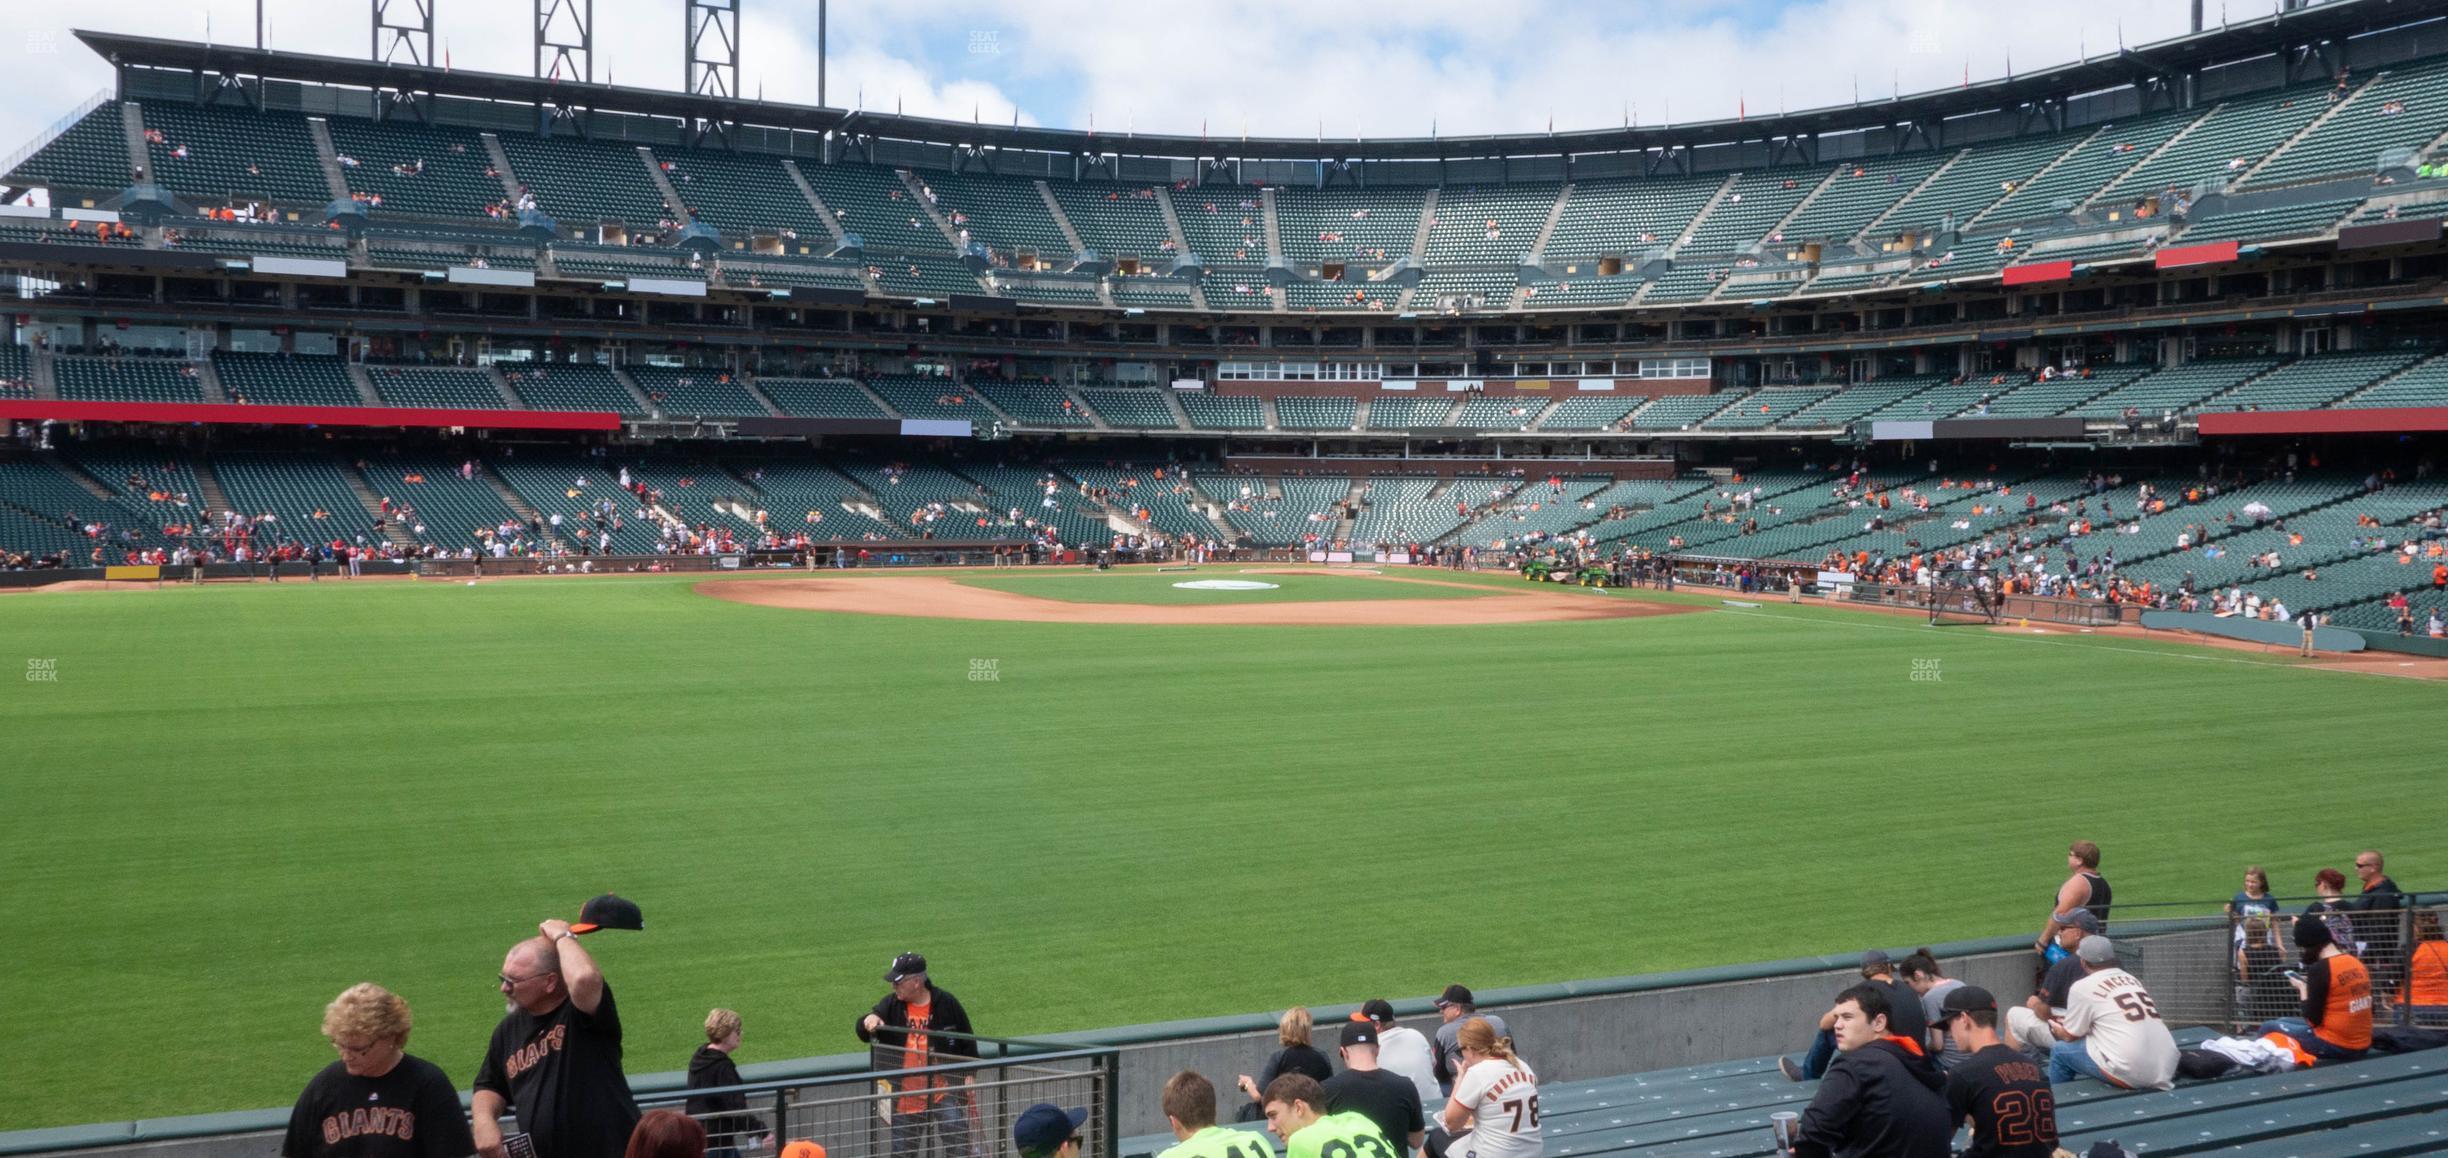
697, 573, 1697, 626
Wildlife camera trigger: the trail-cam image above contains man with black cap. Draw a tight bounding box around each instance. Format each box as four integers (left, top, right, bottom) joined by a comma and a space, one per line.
1012, 1103, 1086, 1158
2004, 910, 2099, 1058
1779, 952, 1927, 1083
858, 953, 980, 1158
1430, 986, 1508, 1092
1360, 1000, 1440, 1118
472, 917, 641, 1158
2046, 936, 2177, 1090
1932, 986, 2059, 1158
1323, 1020, 1425, 1157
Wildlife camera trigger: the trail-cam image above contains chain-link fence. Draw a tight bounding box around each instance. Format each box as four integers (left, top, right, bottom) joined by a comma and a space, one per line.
2069, 895, 2447, 1035
637, 1033, 1117, 1158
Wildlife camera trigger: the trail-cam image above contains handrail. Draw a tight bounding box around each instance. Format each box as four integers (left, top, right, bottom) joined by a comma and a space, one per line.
0, 88, 112, 182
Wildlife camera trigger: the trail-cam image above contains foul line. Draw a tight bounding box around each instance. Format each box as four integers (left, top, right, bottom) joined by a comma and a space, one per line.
1708, 605, 2421, 680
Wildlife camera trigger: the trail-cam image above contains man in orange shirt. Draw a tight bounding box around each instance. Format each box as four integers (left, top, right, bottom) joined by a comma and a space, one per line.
856, 954, 979, 1158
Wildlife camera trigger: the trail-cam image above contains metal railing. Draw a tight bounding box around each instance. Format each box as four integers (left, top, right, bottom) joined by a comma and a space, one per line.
2068, 893, 2447, 1035
633, 1032, 1118, 1158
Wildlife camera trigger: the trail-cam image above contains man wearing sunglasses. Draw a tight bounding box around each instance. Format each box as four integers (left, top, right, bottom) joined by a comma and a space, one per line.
472, 919, 641, 1158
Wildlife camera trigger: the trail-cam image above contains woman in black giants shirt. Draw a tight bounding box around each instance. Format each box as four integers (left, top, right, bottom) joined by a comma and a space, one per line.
283, 984, 476, 1158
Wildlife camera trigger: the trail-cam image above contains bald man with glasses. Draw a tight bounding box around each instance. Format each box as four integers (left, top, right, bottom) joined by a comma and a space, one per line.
472, 920, 640, 1158
2352, 851, 2408, 1003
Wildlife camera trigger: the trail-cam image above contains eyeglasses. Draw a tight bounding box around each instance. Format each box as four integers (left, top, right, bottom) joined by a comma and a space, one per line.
499, 970, 553, 988
334, 1038, 386, 1056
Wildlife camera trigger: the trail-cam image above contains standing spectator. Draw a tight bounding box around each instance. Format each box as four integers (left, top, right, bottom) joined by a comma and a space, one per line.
2037, 842, 2112, 956
2404, 909, 2448, 1026
1781, 951, 1928, 1082
1323, 1020, 1424, 1157
1898, 950, 1971, 1072
283, 983, 475, 1158
2229, 866, 2282, 928
623, 1112, 706, 1158
2046, 937, 2178, 1090
686, 1009, 765, 1158
1260, 1075, 1398, 1158
1359, 1000, 1441, 1120
1155, 1072, 1266, 1158
1428, 1019, 1539, 1158
1930, 987, 2058, 1158
2352, 850, 2408, 999
1236, 1009, 1333, 1116
2264, 919, 2373, 1063
1788, 984, 1950, 1158
2303, 869, 2360, 952
473, 921, 641, 1158
1430, 986, 1509, 1091
855, 953, 979, 1158
1010, 1103, 1086, 1158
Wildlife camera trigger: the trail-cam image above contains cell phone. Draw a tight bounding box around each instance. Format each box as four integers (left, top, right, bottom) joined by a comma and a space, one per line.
504, 1133, 538, 1158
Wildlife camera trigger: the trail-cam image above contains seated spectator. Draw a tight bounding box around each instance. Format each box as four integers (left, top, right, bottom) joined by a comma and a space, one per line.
1931, 986, 2058, 1158
1012, 1103, 1087, 1158
1426, 1018, 1538, 1158
1359, 999, 1442, 1113
1262, 1074, 1401, 1158
1324, 1019, 1424, 1158
1898, 950, 1971, 1071
2262, 919, 2373, 1063
2048, 936, 2178, 1089
1782, 951, 1928, 1082
1789, 984, 1950, 1158
2237, 915, 2297, 1027
1432, 985, 1509, 1090
625, 1110, 707, 1158
2407, 909, 2448, 1026
1236, 1008, 1333, 1119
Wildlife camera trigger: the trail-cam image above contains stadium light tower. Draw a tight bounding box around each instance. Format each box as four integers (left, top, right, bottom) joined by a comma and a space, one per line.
372, 0, 436, 67
686, 0, 740, 100
537, 0, 595, 85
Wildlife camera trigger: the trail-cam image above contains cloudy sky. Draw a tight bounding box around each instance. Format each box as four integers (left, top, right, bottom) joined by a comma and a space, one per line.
0, 0, 2298, 153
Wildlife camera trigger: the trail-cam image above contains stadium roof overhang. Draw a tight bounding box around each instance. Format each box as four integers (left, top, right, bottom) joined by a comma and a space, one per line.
74, 0, 2448, 164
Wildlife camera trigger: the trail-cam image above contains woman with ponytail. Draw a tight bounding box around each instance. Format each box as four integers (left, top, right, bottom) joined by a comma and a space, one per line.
1427, 1018, 1539, 1158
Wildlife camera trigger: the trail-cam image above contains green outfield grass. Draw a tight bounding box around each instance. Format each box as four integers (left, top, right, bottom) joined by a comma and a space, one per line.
0, 569, 2438, 1130
952, 569, 1495, 603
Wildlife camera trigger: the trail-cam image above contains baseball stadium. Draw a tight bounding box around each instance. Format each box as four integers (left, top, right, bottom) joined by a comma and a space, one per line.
4, 1, 2448, 1156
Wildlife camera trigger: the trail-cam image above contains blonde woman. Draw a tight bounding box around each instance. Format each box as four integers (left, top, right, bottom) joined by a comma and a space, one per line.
1235, 1008, 1333, 1118
283, 983, 475, 1158
1429, 1018, 1539, 1158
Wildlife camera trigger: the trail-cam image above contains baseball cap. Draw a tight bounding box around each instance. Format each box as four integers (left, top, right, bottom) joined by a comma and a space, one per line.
2063, 910, 2103, 935
1360, 998, 1396, 1024
780, 1143, 827, 1158
569, 894, 643, 935
1860, 949, 1892, 971
1932, 986, 1997, 1022
2294, 917, 2335, 951
2076, 935, 2116, 964
1434, 984, 1474, 1008
1340, 1020, 1379, 1048
884, 952, 928, 982
1012, 1104, 1087, 1157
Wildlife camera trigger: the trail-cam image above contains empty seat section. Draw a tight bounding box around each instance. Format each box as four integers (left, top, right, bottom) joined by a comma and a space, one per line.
1538, 395, 1643, 430
2173, 197, 2359, 245
2246, 58, 2448, 190
1422, 184, 1556, 263
755, 378, 884, 417
1705, 388, 1834, 429
626, 365, 767, 416
1451, 397, 1550, 430
1978, 365, 2153, 416
1045, 182, 1174, 260
1179, 392, 1265, 429
1110, 277, 1197, 308
502, 362, 645, 414
2339, 351, 2448, 408
1781, 155, 1948, 243
1275, 396, 1358, 429
7, 104, 139, 195
1367, 396, 1457, 429
1679, 172, 1813, 256
920, 171, 1074, 264
2069, 357, 2283, 417
213, 353, 361, 406
2202, 350, 2424, 411
971, 380, 1092, 427
1631, 393, 1740, 429
1877, 134, 2076, 234
797, 164, 954, 253
325, 118, 503, 220
1172, 189, 1267, 263
1978, 107, 2199, 226
656, 147, 829, 241
1543, 176, 1720, 262
494, 134, 671, 229
1078, 387, 1178, 429
871, 255, 984, 298
2100, 89, 2326, 204
366, 364, 510, 409
139, 103, 329, 207
1276, 187, 1424, 264
993, 277, 1104, 305
55, 357, 205, 403
866, 375, 987, 423
1283, 279, 1401, 311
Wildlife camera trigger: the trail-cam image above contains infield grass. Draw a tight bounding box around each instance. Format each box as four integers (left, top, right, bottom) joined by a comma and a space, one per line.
0, 568, 2438, 1129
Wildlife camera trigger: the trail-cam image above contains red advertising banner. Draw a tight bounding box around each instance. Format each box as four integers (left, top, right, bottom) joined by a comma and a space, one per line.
2153, 240, 2241, 270
2001, 260, 2074, 286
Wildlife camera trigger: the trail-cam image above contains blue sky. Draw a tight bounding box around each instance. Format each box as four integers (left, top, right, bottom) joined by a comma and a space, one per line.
0, 0, 2292, 159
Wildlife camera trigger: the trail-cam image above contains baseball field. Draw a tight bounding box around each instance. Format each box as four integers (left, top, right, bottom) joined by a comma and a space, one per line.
0, 566, 2437, 1130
